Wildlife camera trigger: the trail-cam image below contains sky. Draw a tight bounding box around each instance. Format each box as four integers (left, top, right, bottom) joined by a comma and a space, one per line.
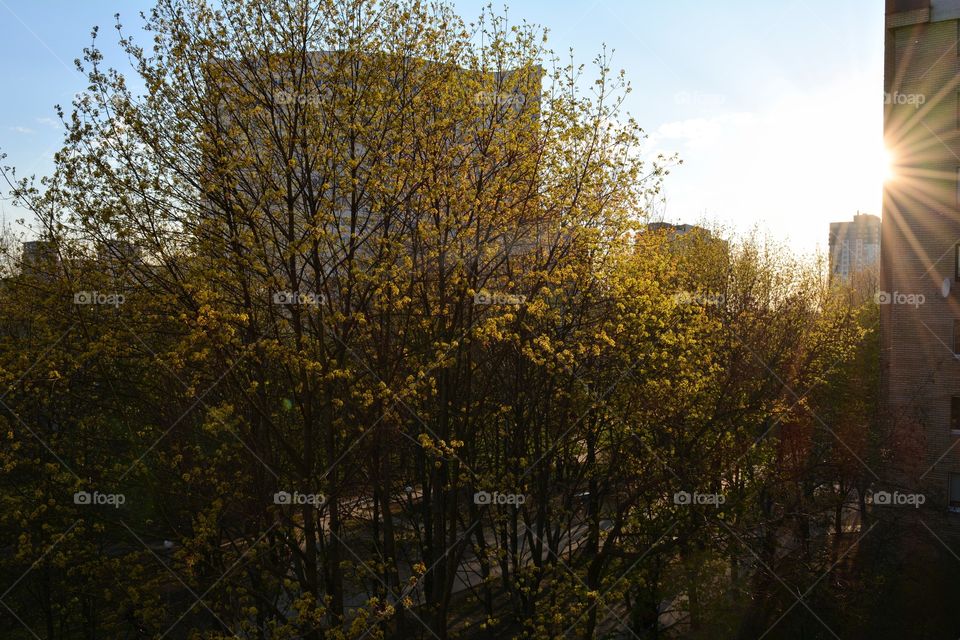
0, 0, 885, 255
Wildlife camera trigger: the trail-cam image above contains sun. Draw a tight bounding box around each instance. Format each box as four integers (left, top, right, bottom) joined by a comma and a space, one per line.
880, 147, 894, 183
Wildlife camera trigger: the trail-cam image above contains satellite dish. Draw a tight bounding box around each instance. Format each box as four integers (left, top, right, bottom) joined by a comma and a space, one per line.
943, 278, 951, 298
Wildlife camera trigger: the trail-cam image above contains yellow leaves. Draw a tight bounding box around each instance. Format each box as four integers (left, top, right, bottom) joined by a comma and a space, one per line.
359, 388, 377, 408
524, 295, 550, 317
479, 616, 499, 630
534, 334, 553, 354
418, 434, 462, 459
597, 329, 616, 348
418, 433, 434, 448
554, 348, 575, 371
0, 8, 876, 638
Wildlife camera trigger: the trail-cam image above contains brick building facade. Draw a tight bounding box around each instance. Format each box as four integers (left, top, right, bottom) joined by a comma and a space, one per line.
883, 0, 960, 514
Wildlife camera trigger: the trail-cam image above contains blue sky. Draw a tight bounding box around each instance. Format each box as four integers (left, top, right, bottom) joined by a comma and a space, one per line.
0, 0, 884, 253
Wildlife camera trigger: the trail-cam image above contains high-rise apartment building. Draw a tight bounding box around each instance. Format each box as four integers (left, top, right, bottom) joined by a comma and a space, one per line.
883, 0, 960, 514
829, 212, 880, 282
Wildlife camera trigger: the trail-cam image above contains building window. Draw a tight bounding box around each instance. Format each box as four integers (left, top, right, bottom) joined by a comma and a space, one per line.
950, 474, 960, 513
952, 397, 960, 431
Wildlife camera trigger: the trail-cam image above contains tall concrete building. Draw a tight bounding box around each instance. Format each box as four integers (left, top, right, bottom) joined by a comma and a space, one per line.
828, 212, 880, 282
883, 0, 960, 514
